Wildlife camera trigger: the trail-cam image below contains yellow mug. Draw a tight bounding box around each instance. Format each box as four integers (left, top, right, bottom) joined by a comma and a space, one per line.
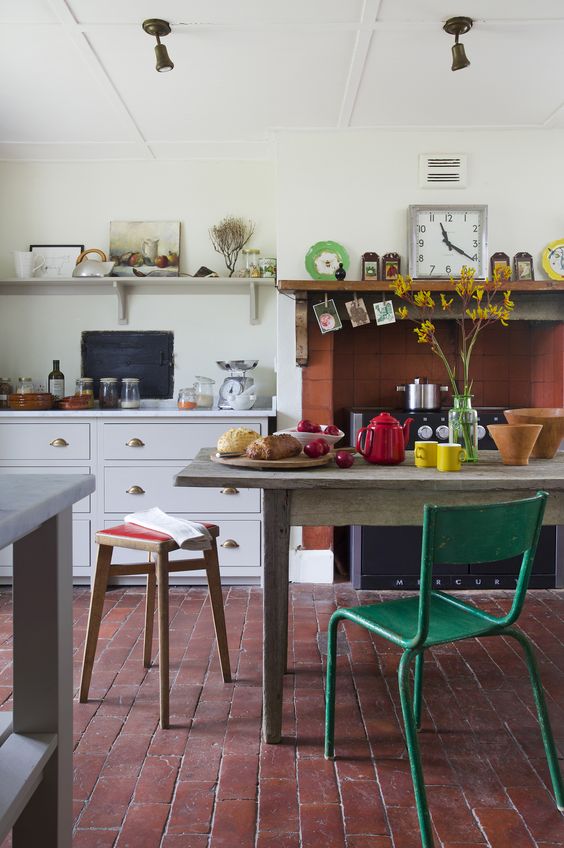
414, 441, 438, 468
437, 442, 466, 472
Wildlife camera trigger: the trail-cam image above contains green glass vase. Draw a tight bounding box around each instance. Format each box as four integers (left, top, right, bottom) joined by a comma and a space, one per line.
448, 394, 479, 462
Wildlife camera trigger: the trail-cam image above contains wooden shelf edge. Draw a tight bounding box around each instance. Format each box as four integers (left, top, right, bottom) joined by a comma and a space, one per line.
278, 279, 564, 293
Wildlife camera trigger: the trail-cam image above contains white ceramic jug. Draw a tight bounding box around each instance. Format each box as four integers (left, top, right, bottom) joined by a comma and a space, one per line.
13, 251, 45, 278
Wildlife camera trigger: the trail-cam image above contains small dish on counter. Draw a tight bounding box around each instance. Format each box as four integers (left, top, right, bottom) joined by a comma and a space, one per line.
55, 395, 93, 410
8, 392, 53, 410
274, 426, 344, 449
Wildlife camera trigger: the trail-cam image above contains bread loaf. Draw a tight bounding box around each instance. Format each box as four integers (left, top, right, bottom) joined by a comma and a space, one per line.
217, 427, 260, 455
245, 434, 302, 461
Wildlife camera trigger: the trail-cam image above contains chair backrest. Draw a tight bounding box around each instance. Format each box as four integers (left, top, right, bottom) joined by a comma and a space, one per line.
413, 491, 548, 645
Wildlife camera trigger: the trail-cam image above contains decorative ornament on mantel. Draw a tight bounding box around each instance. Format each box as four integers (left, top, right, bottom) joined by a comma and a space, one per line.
335, 262, 346, 281
209, 216, 255, 277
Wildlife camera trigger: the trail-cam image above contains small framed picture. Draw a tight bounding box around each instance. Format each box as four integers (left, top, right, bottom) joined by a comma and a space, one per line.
513, 251, 534, 281
382, 252, 401, 281
490, 251, 511, 279
29, 244, 85, 278
373, 299, 396, 326
313, 299, 342, 334
361, 252, 379, 281
345, 297, 371, 327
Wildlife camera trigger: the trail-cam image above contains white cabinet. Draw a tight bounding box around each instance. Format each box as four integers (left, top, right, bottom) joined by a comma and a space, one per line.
0, 411, 272, 585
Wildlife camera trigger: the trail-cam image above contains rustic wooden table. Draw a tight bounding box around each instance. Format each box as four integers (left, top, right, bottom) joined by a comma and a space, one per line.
175, 449, 564, 743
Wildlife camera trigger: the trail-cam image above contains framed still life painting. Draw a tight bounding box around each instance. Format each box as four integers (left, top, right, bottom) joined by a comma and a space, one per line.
110, 221, 180, 277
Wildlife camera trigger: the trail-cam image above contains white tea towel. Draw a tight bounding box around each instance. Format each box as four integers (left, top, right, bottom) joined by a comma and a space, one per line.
124, 507, 212, 550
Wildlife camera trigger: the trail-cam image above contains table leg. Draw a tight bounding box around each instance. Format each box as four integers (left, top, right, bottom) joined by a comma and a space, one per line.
12, 508, 73, 848
262, 489, 290, 743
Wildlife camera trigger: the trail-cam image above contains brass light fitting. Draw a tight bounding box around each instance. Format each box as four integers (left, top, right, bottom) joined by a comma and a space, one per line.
142, 18, 174, 72
443, 16, 473, 71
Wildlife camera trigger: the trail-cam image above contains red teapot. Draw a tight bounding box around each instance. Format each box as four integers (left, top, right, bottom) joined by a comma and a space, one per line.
356, 412, 413, 465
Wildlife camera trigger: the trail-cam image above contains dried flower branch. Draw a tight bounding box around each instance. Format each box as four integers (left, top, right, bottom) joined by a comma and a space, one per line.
209, 216, 255, 277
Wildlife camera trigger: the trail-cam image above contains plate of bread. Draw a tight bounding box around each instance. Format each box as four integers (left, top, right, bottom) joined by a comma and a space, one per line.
212, 431, 331, 469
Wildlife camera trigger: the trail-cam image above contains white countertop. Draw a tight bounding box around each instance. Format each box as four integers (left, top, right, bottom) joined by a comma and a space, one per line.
0, 474, 96, 549
0, 397, 276, 418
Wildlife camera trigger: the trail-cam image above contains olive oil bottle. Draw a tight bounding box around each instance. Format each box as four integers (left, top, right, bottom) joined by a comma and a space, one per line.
48, 359, 65, 399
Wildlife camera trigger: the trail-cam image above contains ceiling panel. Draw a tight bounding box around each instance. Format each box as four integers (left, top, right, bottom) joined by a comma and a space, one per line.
89, 28, 354, 141
352, 22, 564, 127
377, 0, 564, 22
0, 0, 55, 22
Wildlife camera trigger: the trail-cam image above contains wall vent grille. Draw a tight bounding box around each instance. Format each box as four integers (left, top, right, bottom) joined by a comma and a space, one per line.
419, 154, 467, 188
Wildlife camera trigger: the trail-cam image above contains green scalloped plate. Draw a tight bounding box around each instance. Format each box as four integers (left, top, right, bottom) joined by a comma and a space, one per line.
305, 240, 350, 281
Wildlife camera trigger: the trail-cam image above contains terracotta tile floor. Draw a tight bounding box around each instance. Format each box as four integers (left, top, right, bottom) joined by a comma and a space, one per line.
1, 584, 564, 847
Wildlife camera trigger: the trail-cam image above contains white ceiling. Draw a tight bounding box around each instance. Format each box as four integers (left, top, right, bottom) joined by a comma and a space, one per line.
1, 0, 564, 161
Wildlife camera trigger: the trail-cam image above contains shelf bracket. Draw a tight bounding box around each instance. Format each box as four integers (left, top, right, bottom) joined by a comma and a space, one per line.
113, 281, 127, 325
295, 291, 308, 367
249, 281, 259, 324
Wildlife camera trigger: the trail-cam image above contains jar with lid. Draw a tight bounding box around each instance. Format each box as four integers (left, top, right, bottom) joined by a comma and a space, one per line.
121, 377, 140, 409
16, 377, 34, 394
75, 377, 94, 408
194, 376, 215, 409
99, 377, 119, 409
259, 257, 276, 278
177, 386, 197, 410
244, 248, 261, 278
0, 377, 13, 408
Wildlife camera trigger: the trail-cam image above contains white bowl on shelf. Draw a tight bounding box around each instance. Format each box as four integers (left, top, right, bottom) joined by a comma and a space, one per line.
274, 426, 344, 449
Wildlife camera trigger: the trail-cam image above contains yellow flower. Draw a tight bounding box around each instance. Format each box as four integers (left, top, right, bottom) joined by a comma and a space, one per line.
503, 290, 514, 309
414, 319, 435, 344
440, 293, 453, 310
414, 290, 435, 308
390, 274, 412, 298
473, 286, 485, 302
397, 306, 409, 320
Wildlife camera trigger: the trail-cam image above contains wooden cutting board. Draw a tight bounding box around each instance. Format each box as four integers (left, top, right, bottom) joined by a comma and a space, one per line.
210, 452, 331, 470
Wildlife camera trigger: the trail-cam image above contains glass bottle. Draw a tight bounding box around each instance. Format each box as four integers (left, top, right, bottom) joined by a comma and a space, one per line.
121, 377, 140, 409
48, 359, 65, 399
99, 377, 119, 409
448, 394, 479, 463
16, 377, 34, 394
0, 377, 13, 408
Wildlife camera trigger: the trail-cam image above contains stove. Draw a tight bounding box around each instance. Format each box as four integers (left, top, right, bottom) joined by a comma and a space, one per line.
347, 407, 558, 591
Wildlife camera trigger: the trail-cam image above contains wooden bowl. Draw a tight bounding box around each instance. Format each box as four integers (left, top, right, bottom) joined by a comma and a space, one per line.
8, 392, 54, 410
503, 408, 564, 458
487, 423, 542, 465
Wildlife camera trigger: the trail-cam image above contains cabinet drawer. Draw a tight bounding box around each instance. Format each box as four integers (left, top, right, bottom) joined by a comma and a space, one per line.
104, 517, 261, 570
0, 466, 92, 512
0, 423, 91, 460
102, 421, 263, 460
104, 466, 260, 514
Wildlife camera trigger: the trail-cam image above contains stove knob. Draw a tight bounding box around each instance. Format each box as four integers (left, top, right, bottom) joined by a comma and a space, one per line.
477, 424, 486, 440
417, 425, 433, 440
436, 425, 449, 441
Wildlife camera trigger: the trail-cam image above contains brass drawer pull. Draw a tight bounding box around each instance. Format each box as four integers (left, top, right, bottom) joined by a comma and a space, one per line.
50, 438, 69, 447
126, 485, 145, 495
126, 438, 145, 447
220, 487, 239, 495
221, 539, 240, 549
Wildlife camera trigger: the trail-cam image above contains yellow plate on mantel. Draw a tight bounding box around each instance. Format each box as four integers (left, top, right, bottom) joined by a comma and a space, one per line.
542, 237, 564, 280
211, 452, 331, 471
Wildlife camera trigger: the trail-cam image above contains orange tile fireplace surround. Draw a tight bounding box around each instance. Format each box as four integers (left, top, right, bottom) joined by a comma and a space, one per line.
301, 319, 564, 551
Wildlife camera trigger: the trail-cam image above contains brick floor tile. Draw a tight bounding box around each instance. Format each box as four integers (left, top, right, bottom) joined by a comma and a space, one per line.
376, 759, 415, 806
79, 775, 137, 829
346, 837, 393, 848
73, 753, 107, 801
258, 778, 299, 832
300, 802, 345, 848
167, 781, 215, 834
473, 806, 536, 846
506, 786, 564, 843
259, 741, 297, 779
161, 836, 208, 847
134, 755, 181, 804
210, 799, 257, 847
297, 756, 339, 805
75, 716, 124, 756
426, 785, 484, 843
114, 802, 169, 847
340, 778, 388, 835
217, 753, 259, 800
73, 830, 118, 847
256, 834, 300, 847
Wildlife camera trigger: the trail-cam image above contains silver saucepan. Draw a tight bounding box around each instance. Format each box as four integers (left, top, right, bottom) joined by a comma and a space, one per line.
396, 377, 449, 411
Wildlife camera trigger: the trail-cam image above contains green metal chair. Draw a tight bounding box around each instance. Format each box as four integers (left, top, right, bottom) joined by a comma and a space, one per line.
325, 491, 564, 848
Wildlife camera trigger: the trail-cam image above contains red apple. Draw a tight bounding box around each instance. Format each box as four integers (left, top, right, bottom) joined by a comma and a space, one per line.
335, 450, 354, 468
297, 419, 316, 432
324, 424, 341, 436
313, 438, 331, 455
155, 255, 169, 268
128, 252, 144, 267
304, 440, 325, 459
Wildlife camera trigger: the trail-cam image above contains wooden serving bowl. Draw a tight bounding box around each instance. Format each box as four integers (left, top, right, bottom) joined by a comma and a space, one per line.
487, 423, 542, 466
8, 392, 54, 410
503, 408, 564, 458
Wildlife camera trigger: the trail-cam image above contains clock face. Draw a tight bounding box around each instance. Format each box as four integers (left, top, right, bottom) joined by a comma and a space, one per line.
542, 239, 564, 280
408, 205, 488, 279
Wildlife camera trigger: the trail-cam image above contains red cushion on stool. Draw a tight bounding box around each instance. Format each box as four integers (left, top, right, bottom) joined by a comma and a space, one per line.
97, 521, 218, 543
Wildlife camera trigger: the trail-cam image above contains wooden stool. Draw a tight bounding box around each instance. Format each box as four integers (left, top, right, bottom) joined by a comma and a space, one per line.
79, 522, 231, 728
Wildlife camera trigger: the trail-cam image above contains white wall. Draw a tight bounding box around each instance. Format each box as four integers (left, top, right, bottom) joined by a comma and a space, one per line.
0, 160, 277, 396
275, 128, 564, 426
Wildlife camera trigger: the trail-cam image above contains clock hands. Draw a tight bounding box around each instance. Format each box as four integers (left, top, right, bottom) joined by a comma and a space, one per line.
439, 223, 475, 262
448, 243, 476, 262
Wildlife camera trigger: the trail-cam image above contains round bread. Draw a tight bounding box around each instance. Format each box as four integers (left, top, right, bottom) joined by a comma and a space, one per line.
217, 427, 261, 454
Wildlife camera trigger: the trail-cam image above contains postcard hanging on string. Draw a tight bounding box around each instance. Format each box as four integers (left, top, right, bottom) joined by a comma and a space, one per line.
373, 299, 396, 326
313, 298, 342, 334
345, 295, 370, 327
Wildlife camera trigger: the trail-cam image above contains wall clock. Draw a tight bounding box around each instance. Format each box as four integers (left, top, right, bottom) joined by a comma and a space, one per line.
542, 238, 564, 280
408, 205, 488, 279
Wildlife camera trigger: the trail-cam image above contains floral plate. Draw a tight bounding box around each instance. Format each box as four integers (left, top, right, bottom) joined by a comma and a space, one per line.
305, 240, 350, 281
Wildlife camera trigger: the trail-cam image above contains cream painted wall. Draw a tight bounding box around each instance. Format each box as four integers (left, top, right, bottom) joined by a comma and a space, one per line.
0, 160, 277, 395
275, 128, 564, 426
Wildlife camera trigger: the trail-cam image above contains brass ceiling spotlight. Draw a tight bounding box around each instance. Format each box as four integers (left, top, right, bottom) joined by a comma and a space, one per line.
142, 18, 174, 72
443, 16, 473, 71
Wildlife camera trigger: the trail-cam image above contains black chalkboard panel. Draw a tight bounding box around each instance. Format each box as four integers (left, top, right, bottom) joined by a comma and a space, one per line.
81, 331, 174, 398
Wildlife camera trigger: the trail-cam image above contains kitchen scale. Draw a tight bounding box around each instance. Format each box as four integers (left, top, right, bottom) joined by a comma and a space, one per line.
216, 360, 258, 409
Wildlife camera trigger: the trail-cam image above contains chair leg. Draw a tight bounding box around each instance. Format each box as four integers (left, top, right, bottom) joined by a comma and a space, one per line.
504, 628, 564, 810
204, 541, 231, 682
414, 651, 424, 730
155, 551, 170, 729
398, 649, 434, 848
79, 543, 113, 702
324, 611, 341, 759
143, 553, 156, 668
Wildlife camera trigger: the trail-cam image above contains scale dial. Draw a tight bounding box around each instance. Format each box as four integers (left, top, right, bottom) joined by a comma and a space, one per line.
219, 378, 244, 402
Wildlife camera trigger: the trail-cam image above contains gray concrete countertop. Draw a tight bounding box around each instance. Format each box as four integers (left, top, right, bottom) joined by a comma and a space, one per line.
0, 474, 95, 549
0, 397, 276, 418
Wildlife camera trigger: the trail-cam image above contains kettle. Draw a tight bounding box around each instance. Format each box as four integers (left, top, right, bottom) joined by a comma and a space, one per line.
72, 248, 115, 278
356, 412, 413, 465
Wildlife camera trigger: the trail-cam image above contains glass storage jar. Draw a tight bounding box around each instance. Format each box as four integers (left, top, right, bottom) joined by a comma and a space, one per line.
244, 248, 261, 278
259, 257, 276, 278
99, 377, 119, 409
194, 376, 215, 409
75, 377, 94, 408
177, 386, 198, 410
0, 377, 13, 408
121, 377, 140, 409
16, 377, 34, 394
